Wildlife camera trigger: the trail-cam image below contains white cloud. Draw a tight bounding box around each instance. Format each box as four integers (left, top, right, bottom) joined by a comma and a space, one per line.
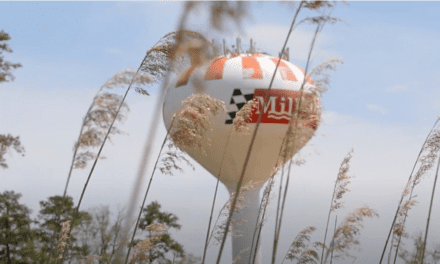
244, 23, 337, 63
366, 104, 388, 114
386, 84, 408, 92
105, 47, 123, 55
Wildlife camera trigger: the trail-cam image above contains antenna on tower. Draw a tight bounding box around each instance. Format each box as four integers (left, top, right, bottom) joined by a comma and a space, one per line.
249, 39, 254, 54
279, 47, 290, 61
236, 37, 241, 54
223, 39, 227, 56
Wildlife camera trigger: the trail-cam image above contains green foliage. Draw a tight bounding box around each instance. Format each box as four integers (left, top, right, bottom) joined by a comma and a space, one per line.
135, 201, 185, 264
0, 134, 25, 170
0, 30, 21, 83
399, 232, 440, 264
36, 195, 91, 263
74, 205, 125, 263
0, 191, 37, 263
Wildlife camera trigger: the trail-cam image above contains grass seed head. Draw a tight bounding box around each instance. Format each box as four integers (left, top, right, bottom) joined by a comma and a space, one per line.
233, 99, 259, 134
170, 94, 225, 153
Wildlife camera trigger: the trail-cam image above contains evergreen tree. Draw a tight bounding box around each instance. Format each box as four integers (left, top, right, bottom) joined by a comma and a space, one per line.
0, 30, 24, 170
0, 29, 21, 83
36, 195, 90, 263
136, 201, 184, 264
0, 191, 37, 264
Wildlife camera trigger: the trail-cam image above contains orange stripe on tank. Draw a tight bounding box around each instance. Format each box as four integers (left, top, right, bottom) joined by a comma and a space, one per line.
205, 57, 227, 80
296, 66, 314, 85
269, 58, 297, 81
242, 57, 263, 79
175, 65, 197, 87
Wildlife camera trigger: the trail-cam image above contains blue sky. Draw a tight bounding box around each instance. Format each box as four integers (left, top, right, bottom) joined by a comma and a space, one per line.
2, 1, 440, 264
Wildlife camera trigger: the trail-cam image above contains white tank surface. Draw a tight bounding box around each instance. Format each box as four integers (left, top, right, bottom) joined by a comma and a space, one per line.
163, 52, 321, 263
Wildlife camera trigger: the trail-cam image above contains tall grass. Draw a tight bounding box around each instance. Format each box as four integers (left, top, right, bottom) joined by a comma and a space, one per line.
48, 2, 440, 264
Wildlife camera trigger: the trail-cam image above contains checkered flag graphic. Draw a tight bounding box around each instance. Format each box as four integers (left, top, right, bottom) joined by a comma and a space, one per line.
225, 88, 255, 124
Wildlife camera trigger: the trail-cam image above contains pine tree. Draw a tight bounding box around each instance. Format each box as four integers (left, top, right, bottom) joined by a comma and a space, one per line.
0, 30, 21, 83
36, 195, 91, 263
0, 191, 37, 264
0, 30, 24, 170
136, 201, 185, 264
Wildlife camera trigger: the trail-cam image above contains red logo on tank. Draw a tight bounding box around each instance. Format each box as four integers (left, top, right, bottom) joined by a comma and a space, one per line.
248, 89, 318, 129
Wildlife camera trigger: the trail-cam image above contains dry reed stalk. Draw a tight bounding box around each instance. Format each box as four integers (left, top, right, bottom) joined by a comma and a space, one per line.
82, 255, 101, 264
249, 144, 286, 264
63, 34, 178, 262
113, 27, 214, 263
216, 2, 305, 262
272, 21, 324, 264
208, 181, 262, 246
421, 143, 440, 263
250, 53, 340, 261
63, 69, 153, 198
379, 118, 440, 264
170, 94, 225, 153
124, 118, 194, 264
233, 99, 259, 134
324, 206, 378, 263
56, 220, 71, 263
330, 216, 337, 264
124, 131, 170, 264
252, 14, 343, 264
320, 149, 354, 264
202, 127, 234, 264
281, 226, 318, 264
128, 223, 168, 264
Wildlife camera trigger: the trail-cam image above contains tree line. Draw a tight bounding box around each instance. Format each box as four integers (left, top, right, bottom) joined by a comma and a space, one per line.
0, 190, 201, 264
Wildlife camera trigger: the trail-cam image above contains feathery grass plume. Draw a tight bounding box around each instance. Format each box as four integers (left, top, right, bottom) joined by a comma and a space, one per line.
83, 255, 102, 264
324, 206, 378, 263
309, 58, 343, 96
208, 181, 261, 246
282, 226, 317, 264
125, 131, 177, 264
207, 2, 247, 31
63, 69, 153, 198
56, 220, 71, 262
272, 17, 328, 264
116, 29, 217, 263
281, 93, 322, 162
119, 1, 244, 258
394, 200, 418, 239
201, 125, 235, 264
233, 99, 259, 134
390, 128, 440, 263
159, 142, 195, 176
233, 248, 251, 264
398, 232, 440, 264
320, 148, 354, 264
421, 143, 440, 263
412, 129, 440, 186
0, 134, 25, 169
248, 164, 284, 264
379, 119, 440, 264
77, 69, 153, 156
170, 94, 225, 153
129, 223, 168, 264
298, 15, 348, 28
216, 2, 305, 258
142, 30, 216, 79
101, 69, 153, 96
332, 148, 354, 211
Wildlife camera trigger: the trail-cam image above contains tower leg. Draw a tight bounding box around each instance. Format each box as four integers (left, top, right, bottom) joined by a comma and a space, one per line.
227, 186, 262, 264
